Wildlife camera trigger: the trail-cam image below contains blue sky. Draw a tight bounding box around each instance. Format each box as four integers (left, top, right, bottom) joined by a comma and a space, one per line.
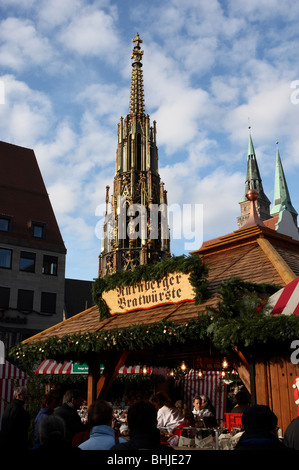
1, 0, 299, 281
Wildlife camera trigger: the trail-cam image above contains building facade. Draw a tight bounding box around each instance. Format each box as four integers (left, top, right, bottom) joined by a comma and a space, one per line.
99, 34, 170, 277
0, 141, 67, 355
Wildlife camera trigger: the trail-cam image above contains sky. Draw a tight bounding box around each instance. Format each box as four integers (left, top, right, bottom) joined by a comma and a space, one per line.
1, 0, 299, 281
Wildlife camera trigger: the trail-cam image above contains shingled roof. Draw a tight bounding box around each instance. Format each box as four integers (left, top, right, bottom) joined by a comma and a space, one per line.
0, 141, 66, 253
22, 222, 299, 346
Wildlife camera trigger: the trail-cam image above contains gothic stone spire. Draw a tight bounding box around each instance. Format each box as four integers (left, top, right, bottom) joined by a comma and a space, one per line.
99, 34, 170, 277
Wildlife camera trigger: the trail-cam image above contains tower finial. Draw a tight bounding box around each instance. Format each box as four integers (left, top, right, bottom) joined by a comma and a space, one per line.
130, 33, 145, 114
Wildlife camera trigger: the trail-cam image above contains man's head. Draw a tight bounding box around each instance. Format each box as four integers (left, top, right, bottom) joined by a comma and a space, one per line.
39, 415, 66, 446
13, 386, 28, 404
242, 405, 278, 433
87, 400, 114, 429
127, 400, 157, 432
62, 389, 84, 410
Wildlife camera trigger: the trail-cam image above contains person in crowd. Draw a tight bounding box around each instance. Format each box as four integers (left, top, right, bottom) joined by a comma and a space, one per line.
174, 400, 183, 414
234, 404, 288, 451
283, 416, 299, 450
32, 393, 56, 449
79, 399, 126, 450
111, 400, 174, 451
54, 389, 85, 444
150, 391, 185, 432
35, 415, 80, 452
0, 386, 30, 451
200, 394, 216, 416
192, 395, 203, 424
182, 402, 194, 426
232, 389, 251, 413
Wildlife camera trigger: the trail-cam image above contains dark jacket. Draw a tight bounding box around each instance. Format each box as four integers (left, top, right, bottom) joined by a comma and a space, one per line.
284, 417, 299, 450
54, 403, 84, 444
0, 399, 30, 451
235, 430, 288, 451
110, 427, 174, 451
33, 406, 54, 449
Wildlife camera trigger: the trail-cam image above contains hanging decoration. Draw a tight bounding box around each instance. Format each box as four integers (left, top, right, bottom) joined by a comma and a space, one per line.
11, 275, 299, 373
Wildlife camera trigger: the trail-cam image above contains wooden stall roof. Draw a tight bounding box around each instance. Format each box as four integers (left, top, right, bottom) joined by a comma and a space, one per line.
23, 223, 299, 346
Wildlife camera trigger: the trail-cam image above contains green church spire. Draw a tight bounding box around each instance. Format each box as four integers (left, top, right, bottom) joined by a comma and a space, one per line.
237, 129, 271, 229
270, 143, 297, 217
240, 130, 270, 204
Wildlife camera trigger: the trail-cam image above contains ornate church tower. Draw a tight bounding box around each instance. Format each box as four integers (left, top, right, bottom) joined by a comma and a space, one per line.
237, 130, 271, 228
99, 34, 170, 277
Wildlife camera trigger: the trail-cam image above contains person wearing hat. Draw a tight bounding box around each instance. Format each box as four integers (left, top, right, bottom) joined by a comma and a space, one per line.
234, 405, 288, 451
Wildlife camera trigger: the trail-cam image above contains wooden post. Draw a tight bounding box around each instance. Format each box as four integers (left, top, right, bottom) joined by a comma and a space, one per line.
87, 354, 101, 407
97, 351, 129, 400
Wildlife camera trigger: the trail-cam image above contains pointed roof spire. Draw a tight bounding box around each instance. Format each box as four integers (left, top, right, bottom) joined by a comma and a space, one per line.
240, 127, 271, 204
270, 142, 297, 216
248, 126, 255, 156
129, 33, 145, 115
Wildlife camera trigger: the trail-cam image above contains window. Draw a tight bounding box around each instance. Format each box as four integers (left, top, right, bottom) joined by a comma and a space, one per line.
40, 292, 56, 314
0, 287, 10, 309
43, 255, 58, 276
17, 289, 34, 312
0, 248, 12, 269
0, 217, 11, 232
32, 222, 45, 239
19, 251, 36, 273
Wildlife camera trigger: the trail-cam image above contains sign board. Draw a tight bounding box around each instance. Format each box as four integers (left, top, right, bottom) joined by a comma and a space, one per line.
102, 271, 195, 315
71, 363, 89, 374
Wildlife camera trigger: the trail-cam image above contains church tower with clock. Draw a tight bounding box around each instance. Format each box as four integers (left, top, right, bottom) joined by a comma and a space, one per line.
99, 34, 170, 277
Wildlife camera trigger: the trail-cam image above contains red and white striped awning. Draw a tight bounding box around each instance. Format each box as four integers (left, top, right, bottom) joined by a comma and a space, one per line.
0, 360, 27, 430
118, 365, 152, 374
267, 277, 299, 316
183, 370, 227, 423
35, 359, 73, 374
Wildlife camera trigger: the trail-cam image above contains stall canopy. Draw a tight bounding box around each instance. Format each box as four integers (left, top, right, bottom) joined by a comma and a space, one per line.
0, 360, 27, 429
35, 360, 168, 378
35, 359, 89, 374
118, 366, 168, 377
118, 365, 152, 374
267, 276, 299, 316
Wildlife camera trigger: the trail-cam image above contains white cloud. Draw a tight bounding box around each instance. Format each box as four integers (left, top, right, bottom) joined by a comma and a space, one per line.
59, 7, 120, 60
0, 17, 54, 71
0, 75, 53, 147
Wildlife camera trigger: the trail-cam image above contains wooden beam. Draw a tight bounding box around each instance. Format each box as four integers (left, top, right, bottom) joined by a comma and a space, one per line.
87, 354, 101, 407
257, 238, 297, 284
233, 348, 251, 393
96, 351, 129, 400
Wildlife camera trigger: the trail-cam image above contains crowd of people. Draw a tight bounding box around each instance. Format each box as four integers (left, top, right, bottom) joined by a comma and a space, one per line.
1, 385, 299, 451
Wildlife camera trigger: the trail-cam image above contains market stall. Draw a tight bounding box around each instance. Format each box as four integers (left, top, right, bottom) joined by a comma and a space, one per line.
0, 360, 27, 429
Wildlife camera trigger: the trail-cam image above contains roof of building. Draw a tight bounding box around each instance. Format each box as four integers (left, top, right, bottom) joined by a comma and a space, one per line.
23, 218, 299, 346
0, 141, 66, 253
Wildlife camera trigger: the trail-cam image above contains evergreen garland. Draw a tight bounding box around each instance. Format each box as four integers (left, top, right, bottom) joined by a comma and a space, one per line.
10, 275, 299, 373
92, 254, 210, 320
206, 277, 298, 357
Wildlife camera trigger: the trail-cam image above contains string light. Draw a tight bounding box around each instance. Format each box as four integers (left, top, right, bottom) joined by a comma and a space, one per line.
222, 357, 228, 369
181, 361, 187, 372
